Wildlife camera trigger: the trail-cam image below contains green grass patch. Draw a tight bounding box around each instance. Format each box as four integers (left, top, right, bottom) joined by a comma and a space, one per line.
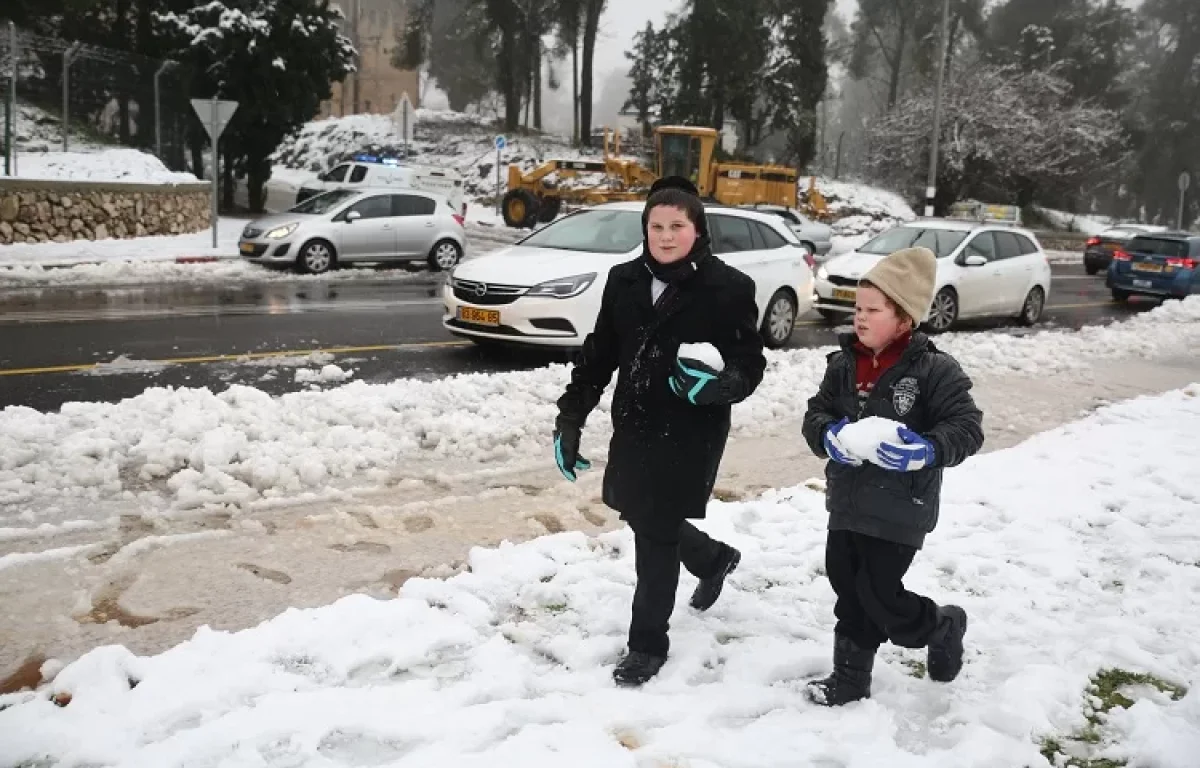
1037, 668, 1188, 767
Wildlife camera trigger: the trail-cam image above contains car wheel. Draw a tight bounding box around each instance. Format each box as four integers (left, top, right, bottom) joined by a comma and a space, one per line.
924, 287, 959, 333
1019, 286, 1045, 326
761, 289, 797, 349
1111, 287, 1131, 302
428, 239, 463, 271
298, 239, 335, 275
1085, 263, 1100, 276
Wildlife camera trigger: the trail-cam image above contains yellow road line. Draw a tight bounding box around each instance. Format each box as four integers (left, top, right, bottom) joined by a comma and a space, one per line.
1045, 300, 1120, 310
0, 340, 470, 377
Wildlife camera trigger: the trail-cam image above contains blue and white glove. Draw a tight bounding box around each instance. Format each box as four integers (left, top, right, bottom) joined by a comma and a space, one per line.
877, 427, 935, 472
554, 427, 592, 482
669, 356, 722, 406
823, 418, 862, 466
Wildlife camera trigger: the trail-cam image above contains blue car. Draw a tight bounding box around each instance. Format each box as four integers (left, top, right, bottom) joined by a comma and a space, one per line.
1107, 232, 1200, 302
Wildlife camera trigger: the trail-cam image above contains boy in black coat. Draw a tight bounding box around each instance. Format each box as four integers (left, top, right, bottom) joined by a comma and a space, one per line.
553, 177, 767, 687
801, 246, 984, 706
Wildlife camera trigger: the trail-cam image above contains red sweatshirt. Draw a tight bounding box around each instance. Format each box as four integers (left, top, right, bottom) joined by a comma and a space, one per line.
853, 332, 912, 411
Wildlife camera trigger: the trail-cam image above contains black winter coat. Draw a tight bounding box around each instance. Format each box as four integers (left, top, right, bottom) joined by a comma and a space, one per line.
556, 254, 767, 536
801, 332, 984, 549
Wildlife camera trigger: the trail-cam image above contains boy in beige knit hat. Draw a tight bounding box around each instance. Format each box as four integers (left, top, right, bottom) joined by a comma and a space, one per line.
800, 246, 985, 706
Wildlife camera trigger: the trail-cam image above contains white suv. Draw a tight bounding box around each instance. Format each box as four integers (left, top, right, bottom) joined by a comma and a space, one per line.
813, 219, 1052, 332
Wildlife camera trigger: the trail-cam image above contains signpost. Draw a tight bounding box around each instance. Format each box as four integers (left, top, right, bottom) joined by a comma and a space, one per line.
190, 97, 239, 248
393, 92, 416, 159
1178, 171, 1191, 231
494, 134, 506, 215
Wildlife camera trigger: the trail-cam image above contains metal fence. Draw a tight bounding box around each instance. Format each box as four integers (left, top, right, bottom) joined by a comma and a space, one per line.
1, 21, 195, 176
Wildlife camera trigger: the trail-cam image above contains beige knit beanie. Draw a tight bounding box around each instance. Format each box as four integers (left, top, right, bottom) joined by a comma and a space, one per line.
860, 246, 937, 323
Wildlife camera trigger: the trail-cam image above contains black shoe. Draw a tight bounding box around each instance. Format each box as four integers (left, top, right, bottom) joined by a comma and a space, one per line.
927, 605, 968, 683
689, 545, 741, 611
805, 634, 875, 706
613, 650, 667, 687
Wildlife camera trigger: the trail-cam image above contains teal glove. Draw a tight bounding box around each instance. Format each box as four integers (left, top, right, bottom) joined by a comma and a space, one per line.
669, 356, 722, 406
553, 427, 591, 482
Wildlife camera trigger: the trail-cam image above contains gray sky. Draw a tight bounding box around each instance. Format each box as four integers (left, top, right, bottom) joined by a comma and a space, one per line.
593, 0, 860, 82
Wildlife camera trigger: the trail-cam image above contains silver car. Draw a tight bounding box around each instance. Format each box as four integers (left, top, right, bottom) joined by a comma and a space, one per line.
741, 204, 834, 259
238, 187, 466, 274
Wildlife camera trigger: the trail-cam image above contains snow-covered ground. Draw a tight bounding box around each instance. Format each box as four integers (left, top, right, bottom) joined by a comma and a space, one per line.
1034, 207, 1117, 237
11, 148, 200, 184
3, 297, 1198, 526
801, 177, 917, 256
2, 383, 1198, 766
0, 217, 244, 270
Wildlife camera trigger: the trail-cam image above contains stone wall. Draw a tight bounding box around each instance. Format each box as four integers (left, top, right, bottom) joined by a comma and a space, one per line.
0, 179, 211, 245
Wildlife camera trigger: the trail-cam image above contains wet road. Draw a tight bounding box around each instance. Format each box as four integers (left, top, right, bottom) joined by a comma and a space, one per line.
0, 263, 1155, 411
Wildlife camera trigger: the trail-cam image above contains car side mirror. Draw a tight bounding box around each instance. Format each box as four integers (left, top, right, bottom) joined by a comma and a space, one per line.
345, 210, 362, 223
963, 253, 987, 267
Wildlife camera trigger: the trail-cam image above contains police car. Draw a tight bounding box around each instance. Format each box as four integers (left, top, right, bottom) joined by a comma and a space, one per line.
296, 153, 465, 213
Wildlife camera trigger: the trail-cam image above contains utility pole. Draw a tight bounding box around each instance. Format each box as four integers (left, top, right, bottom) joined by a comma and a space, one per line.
924, 0, 951, 217
349, 0, 361, 114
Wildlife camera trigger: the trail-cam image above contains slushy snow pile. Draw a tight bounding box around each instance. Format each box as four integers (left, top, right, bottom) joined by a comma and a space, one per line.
13, 148, 199, 184
296, 364, 354, 384
2, 298, 1200, 521
677, 342, 725, 372
2, 386, 1199, 766
837, 416, 906, 464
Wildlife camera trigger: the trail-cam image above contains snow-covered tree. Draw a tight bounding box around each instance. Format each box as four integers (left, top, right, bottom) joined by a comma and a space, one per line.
863, 63, 1127, 210
156, 0, 355, 212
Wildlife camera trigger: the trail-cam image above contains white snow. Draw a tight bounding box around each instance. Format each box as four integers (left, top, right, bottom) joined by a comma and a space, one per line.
677, 342, 725, 372
12, 148, 200, 184
0, 217, 243, 271
1035, 207, 1116, 236
2, 297, 1199, 521
2, 384, 1199, 766
295, 364, 354, 384
836, 416, 905, 464
802, 177, 917, 257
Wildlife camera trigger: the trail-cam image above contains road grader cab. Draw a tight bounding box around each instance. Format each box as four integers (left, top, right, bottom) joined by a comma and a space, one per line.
498, 125, 809, 229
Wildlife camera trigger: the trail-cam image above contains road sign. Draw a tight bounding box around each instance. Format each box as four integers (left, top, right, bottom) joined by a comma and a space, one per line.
494, 135, 507, 151
190, 98, 239, 248
393, 92, 416, 149
190, 98, 239, 142
1179, 172, 1191, 193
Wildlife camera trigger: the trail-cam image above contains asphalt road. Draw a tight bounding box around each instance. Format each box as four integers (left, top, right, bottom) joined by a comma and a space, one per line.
0, 262, 1156, 411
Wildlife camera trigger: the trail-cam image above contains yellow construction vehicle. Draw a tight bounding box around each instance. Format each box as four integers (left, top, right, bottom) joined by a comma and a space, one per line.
499, 125, 804, 228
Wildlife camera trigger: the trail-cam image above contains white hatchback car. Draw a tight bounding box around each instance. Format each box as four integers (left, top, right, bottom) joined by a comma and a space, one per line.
443, 202, 815, 349
813, 219, 1052, 332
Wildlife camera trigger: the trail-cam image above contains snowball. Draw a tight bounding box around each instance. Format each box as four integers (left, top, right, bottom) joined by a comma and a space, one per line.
838, 416, 906, 464
677, 342, 725, 372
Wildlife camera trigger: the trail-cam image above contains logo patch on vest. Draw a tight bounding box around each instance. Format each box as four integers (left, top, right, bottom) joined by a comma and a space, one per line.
892, 377, 919, 416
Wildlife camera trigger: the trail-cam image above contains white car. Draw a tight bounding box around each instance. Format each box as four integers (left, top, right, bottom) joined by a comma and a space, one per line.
740, 204, 834, 258
443, 202, 815, 349
813, 219, 1052, 332
296, 153, 465, 212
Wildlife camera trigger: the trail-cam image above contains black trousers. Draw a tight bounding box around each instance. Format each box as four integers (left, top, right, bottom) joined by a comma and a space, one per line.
627, 520, 726, 657
826, 529, 940, 651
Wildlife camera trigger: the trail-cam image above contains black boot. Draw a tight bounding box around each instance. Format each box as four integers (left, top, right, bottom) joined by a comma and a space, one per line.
927, 605, 968, 683
806, 634, 875, 706
613, 650, 667, 687
689, 545, 741, 611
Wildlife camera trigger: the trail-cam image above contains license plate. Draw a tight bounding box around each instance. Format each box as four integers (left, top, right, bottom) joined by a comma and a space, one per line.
1132, 262, 1162, 273
239, 242, 256, 254
1133, 279, 1153, 288
458, 306, 500, 326
832, 288, 857, 301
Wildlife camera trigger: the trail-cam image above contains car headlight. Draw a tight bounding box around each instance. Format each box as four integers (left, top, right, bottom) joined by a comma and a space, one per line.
816, 265, 828, 281
525, 273, 597, 299
265, 223, 299, 239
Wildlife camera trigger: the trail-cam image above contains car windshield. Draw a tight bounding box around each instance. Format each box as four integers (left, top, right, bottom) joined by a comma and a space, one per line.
1127, 236, 1189, 258
859, 226, 968, 258
519, 209, 644, 253
289, 189, 359, 215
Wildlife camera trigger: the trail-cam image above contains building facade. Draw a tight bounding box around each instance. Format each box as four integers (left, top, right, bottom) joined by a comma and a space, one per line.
321, 0, 420, 118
